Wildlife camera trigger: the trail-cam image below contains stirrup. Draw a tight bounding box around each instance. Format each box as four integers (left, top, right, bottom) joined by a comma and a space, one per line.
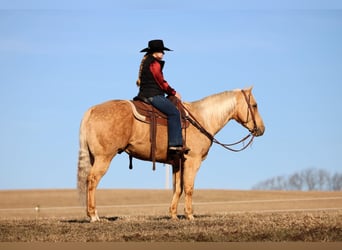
168, 146, 190, 155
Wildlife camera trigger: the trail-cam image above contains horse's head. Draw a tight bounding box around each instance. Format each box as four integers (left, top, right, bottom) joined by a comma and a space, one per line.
235, 87, 265, 137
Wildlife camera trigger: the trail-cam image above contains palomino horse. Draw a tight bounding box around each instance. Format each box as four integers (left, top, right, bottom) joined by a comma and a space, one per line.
77, 87, 265, 222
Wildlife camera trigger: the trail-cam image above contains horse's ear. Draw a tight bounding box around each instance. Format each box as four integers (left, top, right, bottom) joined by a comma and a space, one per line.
245, 86, 253, 92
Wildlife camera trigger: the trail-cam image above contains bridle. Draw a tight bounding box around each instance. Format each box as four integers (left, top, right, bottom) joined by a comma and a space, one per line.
241, 89, 258, 135
180, 89, 258, 152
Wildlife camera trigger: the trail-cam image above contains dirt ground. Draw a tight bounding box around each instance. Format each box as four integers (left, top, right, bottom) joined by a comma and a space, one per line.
0, 189, 341, 242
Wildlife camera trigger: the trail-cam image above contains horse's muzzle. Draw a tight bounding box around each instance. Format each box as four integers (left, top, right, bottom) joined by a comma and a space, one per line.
252, 126, 265, 137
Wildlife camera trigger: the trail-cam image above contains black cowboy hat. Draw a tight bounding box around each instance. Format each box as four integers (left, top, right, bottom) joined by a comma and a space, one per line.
140, 39, 172, 53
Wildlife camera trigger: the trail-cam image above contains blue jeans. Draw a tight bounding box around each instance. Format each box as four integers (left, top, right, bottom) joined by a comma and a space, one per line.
148, 95, 183, 147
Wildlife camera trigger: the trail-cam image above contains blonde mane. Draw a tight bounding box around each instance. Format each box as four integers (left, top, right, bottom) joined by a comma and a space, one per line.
190, 90, 238, 131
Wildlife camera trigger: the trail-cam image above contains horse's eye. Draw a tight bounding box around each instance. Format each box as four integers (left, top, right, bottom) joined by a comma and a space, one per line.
253, 103, 258, 108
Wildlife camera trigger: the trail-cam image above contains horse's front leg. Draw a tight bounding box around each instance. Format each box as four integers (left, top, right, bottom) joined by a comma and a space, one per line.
87, 156, 111, 222
183, 159, 200, 220
169, 163, 183, 219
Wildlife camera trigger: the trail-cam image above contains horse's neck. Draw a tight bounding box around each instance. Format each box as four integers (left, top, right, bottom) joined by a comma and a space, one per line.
189, 91, 237, 135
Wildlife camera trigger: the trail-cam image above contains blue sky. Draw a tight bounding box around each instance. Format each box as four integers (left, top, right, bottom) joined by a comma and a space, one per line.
1, 1, 341, 190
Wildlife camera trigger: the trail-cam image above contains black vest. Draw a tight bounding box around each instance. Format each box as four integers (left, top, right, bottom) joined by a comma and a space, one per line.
138, 55, 165, 98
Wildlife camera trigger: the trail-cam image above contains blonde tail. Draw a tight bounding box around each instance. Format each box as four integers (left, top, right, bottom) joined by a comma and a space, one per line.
77, 109, 92, 206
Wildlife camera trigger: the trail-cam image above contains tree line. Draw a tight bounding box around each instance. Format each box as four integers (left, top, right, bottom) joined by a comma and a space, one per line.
252, 168, 342, 191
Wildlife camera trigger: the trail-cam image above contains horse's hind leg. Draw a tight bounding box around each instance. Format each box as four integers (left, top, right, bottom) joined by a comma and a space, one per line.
87, 155, 112, 222
169, 162, 183, 219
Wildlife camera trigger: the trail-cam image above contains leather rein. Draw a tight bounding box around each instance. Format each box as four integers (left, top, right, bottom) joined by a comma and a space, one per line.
180, 89, 257, 152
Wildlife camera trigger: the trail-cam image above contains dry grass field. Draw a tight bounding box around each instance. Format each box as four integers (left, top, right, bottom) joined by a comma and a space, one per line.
0, 189, 341, 242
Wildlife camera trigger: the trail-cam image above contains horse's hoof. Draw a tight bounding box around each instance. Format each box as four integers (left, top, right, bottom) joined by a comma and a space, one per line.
90, 216, 100, 222
89, 210, 100, 222
170, 215, 179, 220
186, 214, 195, 221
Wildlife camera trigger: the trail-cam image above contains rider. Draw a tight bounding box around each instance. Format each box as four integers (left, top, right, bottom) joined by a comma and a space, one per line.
136, 39, 189, 154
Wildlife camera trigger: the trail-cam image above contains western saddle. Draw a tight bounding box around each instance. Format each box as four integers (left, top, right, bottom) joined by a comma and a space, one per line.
129, 95, 189, 170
